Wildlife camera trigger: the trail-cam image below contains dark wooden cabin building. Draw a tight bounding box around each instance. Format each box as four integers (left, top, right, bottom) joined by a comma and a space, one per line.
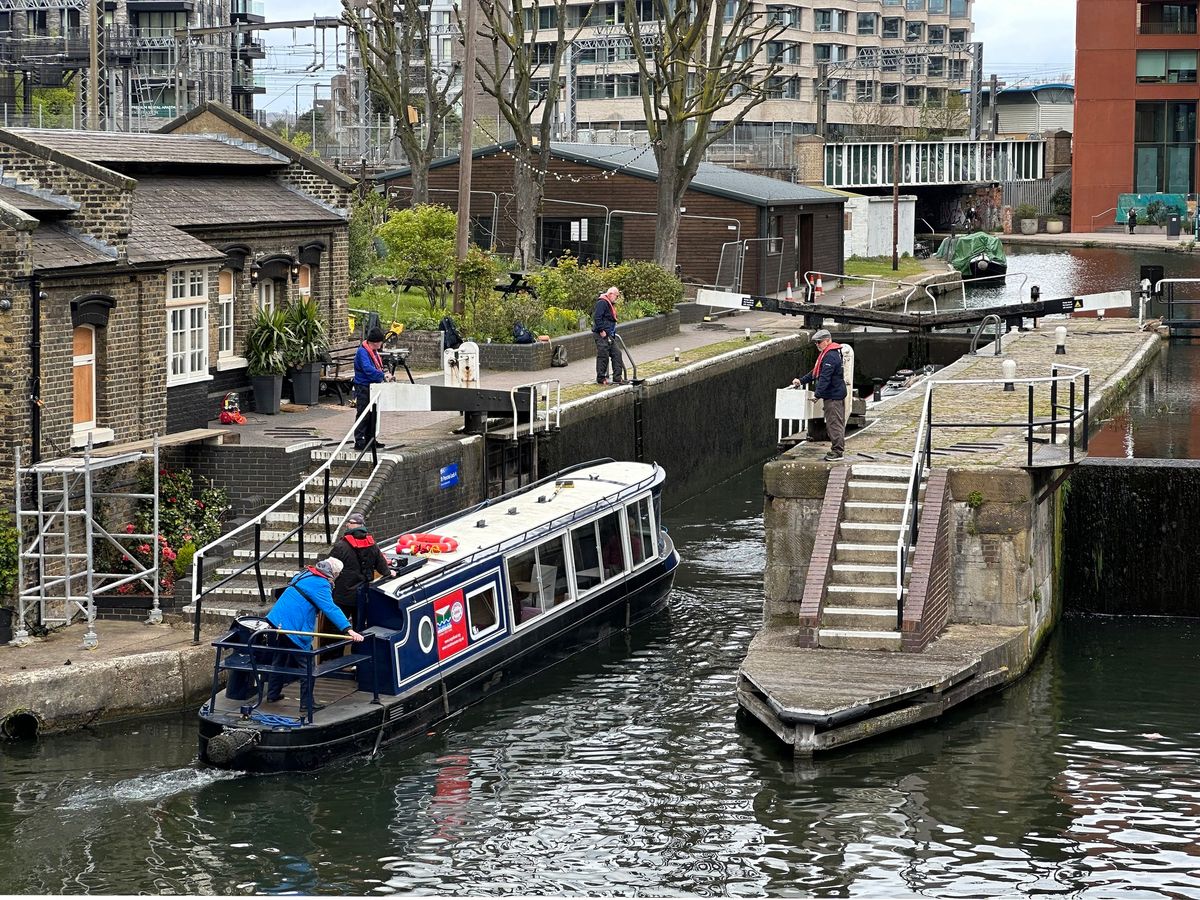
377, 142, 846, 296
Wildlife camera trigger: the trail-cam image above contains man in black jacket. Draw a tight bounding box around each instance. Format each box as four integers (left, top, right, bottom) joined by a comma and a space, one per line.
592, 286, 625, 385
330, 512, 390, 629
793, 329, 847, 462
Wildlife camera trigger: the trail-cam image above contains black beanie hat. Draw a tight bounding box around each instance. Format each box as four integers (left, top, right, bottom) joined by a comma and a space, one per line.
367, 327, 386, 343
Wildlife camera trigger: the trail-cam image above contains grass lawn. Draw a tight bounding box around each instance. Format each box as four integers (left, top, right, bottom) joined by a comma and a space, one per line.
349, 285, 437, 320
843, 255, 926, 280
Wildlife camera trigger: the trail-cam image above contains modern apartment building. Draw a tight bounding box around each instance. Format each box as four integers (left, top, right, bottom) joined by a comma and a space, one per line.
0, 0, 265, 130
1075, 0, 1199, 229
534, 0, 976, 142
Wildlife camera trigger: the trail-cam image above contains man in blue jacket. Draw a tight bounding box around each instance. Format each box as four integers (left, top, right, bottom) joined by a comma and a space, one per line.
592, 286, 625, 385
353, 327, 392, 451
265, 557, 364, 708
793, 329, 847, 462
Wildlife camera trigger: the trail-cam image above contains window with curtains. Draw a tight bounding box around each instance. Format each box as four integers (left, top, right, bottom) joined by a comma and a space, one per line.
1136, 50, 1198, 84
1134, 101, 1196, 194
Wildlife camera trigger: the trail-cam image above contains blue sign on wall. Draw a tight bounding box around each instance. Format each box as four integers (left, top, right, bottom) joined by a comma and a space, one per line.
439, 464, 459, 490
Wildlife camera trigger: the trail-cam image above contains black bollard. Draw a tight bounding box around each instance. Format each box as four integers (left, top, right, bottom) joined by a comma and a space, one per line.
873, 378, 884, 402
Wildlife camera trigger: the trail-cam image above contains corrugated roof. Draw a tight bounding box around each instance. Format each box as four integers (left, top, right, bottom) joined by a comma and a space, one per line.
10, 129, 284, 167
128, 215, 225, 265
0, 183, 75, 213
379, 141, 846, 207
131, 176, 344, 227
31, 226, 117, 271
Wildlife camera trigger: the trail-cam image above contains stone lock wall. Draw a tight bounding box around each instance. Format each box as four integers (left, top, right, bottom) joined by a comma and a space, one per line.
762, 460, 830, 622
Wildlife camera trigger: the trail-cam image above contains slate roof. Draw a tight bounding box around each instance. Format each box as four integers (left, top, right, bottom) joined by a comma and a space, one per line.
128, 215, 225, 265
131, 176, 345, 227
31, 226, 117, 271
10, 129, 284, 168
379, 140, 846, 207
0, 183, 75, 213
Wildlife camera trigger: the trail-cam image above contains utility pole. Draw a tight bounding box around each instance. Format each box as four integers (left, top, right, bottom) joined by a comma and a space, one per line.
87, 0, 101, 129
453, 0, 478, 316
815, 62, 828, 139
892, 139, 900, 272
989, 73, 999, 139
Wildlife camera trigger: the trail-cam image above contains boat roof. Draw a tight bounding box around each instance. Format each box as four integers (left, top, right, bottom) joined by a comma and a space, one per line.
376, 460, 663, 594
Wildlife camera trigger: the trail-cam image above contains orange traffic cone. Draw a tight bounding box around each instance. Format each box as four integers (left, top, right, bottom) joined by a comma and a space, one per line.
814, 275, 824, 300
786, 281, 793, 302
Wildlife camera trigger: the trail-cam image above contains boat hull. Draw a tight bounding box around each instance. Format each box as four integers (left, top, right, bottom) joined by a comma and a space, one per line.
966, 253, 1007, 280
198, 539, 679, 772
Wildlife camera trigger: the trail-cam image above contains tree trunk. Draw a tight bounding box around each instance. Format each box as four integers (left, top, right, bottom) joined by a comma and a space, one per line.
409, 160, 429, 205
512, 154, 541, 268
653, 133, 686, 273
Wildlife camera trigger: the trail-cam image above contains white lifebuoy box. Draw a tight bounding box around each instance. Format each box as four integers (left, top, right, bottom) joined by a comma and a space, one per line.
443, 341, 480, 388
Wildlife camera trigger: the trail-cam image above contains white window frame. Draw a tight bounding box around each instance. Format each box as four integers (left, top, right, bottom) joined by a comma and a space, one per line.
298, 263, 312, 298
257, 279, 275, 313
166, 266, 210, 386
218, 269, 235, 358
466, 583, 501, 639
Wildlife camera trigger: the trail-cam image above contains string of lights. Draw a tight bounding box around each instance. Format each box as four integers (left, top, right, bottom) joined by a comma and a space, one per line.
471, 117, 661, 184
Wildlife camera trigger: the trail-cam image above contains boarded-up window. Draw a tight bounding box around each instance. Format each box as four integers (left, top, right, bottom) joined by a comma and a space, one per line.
73, 325, 96, 431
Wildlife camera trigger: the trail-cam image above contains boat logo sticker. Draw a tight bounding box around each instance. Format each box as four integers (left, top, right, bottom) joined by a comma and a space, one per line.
434, 589, 469, 660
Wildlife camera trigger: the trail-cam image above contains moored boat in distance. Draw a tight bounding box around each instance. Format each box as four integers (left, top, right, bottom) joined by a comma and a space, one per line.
938, 231, 1008, 280
199, 459, 680, 772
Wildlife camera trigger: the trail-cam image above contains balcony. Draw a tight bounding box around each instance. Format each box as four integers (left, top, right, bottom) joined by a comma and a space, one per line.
236, 38, 265, 60
231, 0, 265, 23
232, 71, 266, 93
1139, 1, 1198, 33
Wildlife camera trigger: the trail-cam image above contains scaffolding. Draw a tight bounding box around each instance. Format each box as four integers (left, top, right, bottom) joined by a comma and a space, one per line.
11, 438, 161, 650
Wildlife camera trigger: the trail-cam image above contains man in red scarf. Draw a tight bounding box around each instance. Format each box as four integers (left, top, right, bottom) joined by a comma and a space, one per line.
792, 329, 847, 461
330, 511, 390, 628
353, 327, 392, 451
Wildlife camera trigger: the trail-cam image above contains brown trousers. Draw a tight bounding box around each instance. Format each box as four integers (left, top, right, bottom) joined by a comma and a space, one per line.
824, 397, 846, 453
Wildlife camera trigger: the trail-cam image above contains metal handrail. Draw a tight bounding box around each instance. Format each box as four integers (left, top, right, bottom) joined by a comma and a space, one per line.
509, 379, 562, 441
1155, 278, 1200, 328
191, 400, 381, 642
894, 365, 1091, 622
801, 269, 921, 309
1090, 207, 1118, 231
969, 314, 1003, 356
918, 272, 1029, 314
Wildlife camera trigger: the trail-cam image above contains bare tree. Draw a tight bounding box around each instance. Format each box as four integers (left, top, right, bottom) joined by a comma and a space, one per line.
916, 91, 969, 140
343, 0, 462, 203
474, 0, 585, 267
624, 0, 784, 271
838, 91, 899, 142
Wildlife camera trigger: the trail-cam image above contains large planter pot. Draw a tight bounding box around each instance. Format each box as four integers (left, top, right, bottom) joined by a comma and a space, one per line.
1046, 220, 1064, 234
1020, 218, 1039, 235
251, 374, 283, 415
290, 361, 322, 406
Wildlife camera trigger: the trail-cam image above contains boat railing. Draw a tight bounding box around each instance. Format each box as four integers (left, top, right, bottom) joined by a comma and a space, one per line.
392, 463, 666, 582
509, 379, 561, 440
800, 269, 922, 309
207, 619, 380, 724
916, 272, 1029, 314
191, 400, 381, 643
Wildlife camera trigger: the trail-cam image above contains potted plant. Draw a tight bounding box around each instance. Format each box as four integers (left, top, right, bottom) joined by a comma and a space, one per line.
245, 307, 291, 415
1014, 203, 1040, 235
1046, 214, 1064, 235
284, 299, 329, 406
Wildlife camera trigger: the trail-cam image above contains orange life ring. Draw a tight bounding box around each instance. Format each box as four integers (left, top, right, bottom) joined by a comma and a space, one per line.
396, 533, 459, 555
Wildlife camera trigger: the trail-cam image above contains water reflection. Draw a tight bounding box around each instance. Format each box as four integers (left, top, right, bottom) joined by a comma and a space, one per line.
0, 467, 1197, 896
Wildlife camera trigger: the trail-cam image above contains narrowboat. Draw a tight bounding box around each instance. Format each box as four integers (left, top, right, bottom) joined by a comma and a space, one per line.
198, 459, 679, 772
938, 231, 1008, 280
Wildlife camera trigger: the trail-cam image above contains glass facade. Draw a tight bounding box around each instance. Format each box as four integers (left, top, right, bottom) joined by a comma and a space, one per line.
1134, 101, 1197, 194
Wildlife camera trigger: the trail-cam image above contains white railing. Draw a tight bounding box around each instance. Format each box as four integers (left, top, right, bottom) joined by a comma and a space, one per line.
825, 139, 1045, 189
896, 383, 932, 615
800, 270, 922, 308
509, 379, 561, 441
917, 272, 1030, 313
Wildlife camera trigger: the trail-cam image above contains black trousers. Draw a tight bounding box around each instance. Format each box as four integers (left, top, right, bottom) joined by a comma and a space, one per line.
354, 386, 376, 449
594, 334, 623, 382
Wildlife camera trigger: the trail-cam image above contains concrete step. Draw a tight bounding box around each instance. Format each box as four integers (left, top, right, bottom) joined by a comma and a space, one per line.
826, 583, 902, 608
817, 628, 902, 651
834, 542, 897, 564
263, 503, 358, 526
821, 605, 897, 630
850, 464, 912, 479
846, 479, 912, 503
839, 521, 903, 543
830, 562, 899, 587
215, 563, 303, 580
842, 500, 914, 524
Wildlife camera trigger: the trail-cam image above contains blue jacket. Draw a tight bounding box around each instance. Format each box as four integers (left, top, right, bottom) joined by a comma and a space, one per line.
267, 571, 352, 649
353, 342, 386, 386
593, 296, 617, 336
800, 343, 847, 401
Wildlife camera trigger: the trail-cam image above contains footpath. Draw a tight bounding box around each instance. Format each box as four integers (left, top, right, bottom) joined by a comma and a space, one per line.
0, 261, 954, 738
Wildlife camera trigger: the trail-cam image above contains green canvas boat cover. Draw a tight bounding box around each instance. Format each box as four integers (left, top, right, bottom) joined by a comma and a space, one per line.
939, 232, 1006, 275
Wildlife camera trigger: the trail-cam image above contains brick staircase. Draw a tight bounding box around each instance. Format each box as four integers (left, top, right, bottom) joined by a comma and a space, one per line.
189, 446, 379, 621
818, 463, 925, 651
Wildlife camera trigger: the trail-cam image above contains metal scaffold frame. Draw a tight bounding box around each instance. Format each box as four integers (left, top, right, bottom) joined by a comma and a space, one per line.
11, 438, 161, 650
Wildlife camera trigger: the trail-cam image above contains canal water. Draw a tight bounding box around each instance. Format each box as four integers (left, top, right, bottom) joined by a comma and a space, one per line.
2, 463, 1198, 896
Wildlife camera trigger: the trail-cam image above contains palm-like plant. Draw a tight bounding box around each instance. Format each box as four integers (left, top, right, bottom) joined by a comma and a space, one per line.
283, 300, 329, 368
245, 307, 292, 376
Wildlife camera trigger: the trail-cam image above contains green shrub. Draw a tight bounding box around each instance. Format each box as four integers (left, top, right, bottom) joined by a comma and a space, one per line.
376, 204, 457, 311
464, 291, 547, 344
174, 541, 196, 578
611, 260, 682, 312
1051, 187, 1071, 217
1013, 203, 1039, 220
348, 192, 387, 293
0, 511, 18, 604
541, 305, 583, 335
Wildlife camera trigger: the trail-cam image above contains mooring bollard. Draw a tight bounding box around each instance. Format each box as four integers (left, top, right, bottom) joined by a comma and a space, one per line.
1056, 326, 1067, 355
1002, 359, 1017, 392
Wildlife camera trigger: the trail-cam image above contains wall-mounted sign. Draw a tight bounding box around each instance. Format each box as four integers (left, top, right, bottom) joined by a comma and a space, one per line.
439, 463, 459, 489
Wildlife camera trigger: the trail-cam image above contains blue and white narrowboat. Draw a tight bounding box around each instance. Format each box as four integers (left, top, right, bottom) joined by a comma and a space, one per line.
199, 459, 679, 772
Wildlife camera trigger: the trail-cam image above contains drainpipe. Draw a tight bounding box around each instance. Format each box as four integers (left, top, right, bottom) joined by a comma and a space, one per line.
28, 275, 42, 464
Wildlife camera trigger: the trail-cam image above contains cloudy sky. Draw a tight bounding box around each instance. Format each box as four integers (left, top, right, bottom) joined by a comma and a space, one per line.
256, 0, 1079, 115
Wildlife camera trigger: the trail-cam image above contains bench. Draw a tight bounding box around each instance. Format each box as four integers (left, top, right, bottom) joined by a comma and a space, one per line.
320, 342, 360, 405
495, 271, 537, 298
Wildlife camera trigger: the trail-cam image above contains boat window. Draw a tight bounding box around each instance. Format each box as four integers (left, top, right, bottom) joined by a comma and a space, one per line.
418, 615, 435, 654
626, 497, 656, 566
507, 534, 572, 626
598, 510, 627, 580
571, 522, 603, 593
467, 585, 499, 638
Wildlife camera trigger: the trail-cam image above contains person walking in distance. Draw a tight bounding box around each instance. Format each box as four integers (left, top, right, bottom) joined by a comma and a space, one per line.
792, 329, 847, 462
330, 512, 389, 630
592, 286, 626, 385
353, 327, 392, 451
1127, 208, 1138, 235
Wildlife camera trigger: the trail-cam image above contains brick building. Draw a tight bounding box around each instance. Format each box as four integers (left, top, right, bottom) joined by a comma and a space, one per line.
0, 101, 354, 476
378, 142, 846, 295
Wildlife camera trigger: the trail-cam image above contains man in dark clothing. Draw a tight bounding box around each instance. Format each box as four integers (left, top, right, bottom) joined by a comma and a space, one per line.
330, 511, 389, 630
793, 328, 848, 462
592, 286, 625, 385
1127, 208, 1138, 235
265, 557, 364, 709
353, 327, 392, 451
